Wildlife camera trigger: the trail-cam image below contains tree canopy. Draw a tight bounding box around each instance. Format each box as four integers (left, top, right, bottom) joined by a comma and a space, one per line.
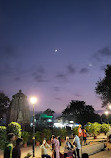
95, 64, 111, 107
0, 92, 10, 122
62, 100, 101, 125
43, 108, 55, 116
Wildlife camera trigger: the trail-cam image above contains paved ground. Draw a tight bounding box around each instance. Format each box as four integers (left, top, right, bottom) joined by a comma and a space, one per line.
0, 134, 109, 158
89, 141, 111, 158
90, 150, 111, 158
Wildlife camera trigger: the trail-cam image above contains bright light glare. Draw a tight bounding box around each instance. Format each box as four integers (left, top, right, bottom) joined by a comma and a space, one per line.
30, 97, 37, 105
105, 111, 109, 115
109, 105, 111, 110
70, 121, 74, 123
47, 119, 52, 122
54, 123, 64, 128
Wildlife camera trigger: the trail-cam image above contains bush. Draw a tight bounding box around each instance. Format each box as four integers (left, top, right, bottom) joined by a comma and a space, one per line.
91, 122, 101, 136
60, 128, 67, 139
101, 123, 109, 135
7, 122, 22, 137
85, 122, 92, 135
85, 122, 101, 137
22, 131, 30, 144
35, 131, 41, 142
0, 126, 6, 149
42, 129, 52, 141
73, 127, 78, 136
53, 128, 67, 140
53, 128, 61, 137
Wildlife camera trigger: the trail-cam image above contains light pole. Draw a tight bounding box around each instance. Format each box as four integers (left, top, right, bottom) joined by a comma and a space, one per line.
105, 111, 109, 124
30, 97, 37, 157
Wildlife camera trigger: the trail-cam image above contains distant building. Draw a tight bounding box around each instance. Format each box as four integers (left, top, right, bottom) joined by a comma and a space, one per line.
54, 116, 79, 129
7, 90, 30, 127
31, 113, 53, 128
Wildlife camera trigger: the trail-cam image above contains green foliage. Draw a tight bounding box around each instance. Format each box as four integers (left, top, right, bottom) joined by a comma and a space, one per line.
43, 108, 55, 116
101, 123, 109, 134
22, 131, 30, 143
53, 128, 67, 139
35, 131, 41, 142
7, 122, 22, 137
91, 122, 101, 136
95, 65, 111, 107
62, 100, 101, 125
0, 92, 10, 122
85, 122, 92, 135
42, 129, 52, 141
0, 126, 6, 149
60, 128, 67, 139
85, 122, 101, 136
73, 127, 78, 135
53, 128, 61, 136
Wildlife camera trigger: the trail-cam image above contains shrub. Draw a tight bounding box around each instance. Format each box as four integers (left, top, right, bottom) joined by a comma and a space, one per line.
53, 128, 61, 137
42, 129, 52, 141
35, 131, 41, 142
85, 122, 92, 135
101, 123, 109, 135
0, 126, 6, 149
60, 128, 67, 139
91, 122, 101, 136
22, 131, 30, 144
73, 127, 78, 136
53, 128, 67, 140
7, 122, 22, 137
85, 122, 101, 137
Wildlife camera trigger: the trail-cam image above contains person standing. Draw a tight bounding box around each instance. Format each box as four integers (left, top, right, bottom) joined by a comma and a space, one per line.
57, 136, 61, 147
78, 125, 83, 145
12, 138, 23, 158
73, 134, 81, 158
52, 136, 60, 158
4, 133, 15, 158
51, 135, 56, 158
83, 129, 87, 145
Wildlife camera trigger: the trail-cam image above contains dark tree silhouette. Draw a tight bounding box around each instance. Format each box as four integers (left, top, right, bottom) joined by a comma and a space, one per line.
95, 65, 111, 107
0, 92, 10, 122
101, 114, 111, 124
43, 108, 55, 116
62, 100, 101, 125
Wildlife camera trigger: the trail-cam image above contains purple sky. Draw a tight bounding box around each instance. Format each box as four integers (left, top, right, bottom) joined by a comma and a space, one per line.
0, 0, 111, 113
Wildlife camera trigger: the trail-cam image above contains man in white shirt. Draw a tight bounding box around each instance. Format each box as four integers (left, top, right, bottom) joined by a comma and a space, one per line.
73, 134, 81, 158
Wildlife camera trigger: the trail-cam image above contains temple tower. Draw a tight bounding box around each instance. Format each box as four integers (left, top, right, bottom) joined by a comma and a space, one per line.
8, 90, 30, 126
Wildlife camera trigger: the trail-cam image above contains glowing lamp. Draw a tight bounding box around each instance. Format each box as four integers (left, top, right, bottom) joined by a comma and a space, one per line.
30, 97, 37, 105
105, 111, 109, 115
109, 105, 111, 110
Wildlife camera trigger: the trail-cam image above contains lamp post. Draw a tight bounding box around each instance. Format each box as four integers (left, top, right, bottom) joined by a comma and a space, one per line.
105, 111, 109, 124
30, 97, 37, 157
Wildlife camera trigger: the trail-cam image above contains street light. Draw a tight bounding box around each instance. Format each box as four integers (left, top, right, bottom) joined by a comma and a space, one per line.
30, 96, 37, 157
105, 111, 109, 115
105, 111, 109, 124
108, 105, 111, 110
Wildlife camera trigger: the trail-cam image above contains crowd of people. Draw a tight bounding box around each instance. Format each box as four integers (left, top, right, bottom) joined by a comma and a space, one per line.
3, 125, 88, 158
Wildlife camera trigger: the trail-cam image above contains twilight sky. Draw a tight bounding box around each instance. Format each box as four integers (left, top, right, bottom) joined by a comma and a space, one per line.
0, 0, 111, 113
